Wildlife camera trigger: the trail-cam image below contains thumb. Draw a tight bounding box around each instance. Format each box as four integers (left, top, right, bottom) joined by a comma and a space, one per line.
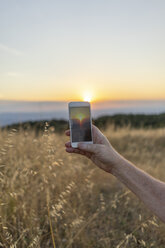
78, 143, 98, 153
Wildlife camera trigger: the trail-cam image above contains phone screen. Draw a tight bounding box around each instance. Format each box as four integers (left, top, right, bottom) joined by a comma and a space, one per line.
69, 106, 92, 142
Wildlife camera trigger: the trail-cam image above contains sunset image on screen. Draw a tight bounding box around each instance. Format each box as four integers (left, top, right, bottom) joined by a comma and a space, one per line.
70, 107, 92, 142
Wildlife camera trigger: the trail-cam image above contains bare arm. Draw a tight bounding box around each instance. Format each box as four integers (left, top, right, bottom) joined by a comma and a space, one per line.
65, 125, 165, 223
112, 156, 165, 222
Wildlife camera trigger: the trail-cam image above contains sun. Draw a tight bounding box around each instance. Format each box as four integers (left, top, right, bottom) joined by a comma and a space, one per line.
83, 92, 92, 102
76, 113, 85, 122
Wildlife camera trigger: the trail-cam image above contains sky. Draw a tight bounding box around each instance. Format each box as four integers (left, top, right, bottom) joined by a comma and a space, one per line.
0, 0, 165, 102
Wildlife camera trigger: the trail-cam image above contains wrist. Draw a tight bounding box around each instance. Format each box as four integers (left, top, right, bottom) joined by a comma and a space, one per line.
110, 151, 127, 176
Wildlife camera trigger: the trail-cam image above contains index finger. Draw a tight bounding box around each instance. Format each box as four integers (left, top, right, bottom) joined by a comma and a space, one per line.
65, 129, 70, 136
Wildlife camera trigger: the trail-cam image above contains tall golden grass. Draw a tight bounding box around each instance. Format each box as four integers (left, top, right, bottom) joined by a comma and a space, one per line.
0, 124, 165, 247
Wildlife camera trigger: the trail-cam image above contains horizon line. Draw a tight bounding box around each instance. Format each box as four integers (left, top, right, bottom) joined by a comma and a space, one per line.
1, 98, 165, 103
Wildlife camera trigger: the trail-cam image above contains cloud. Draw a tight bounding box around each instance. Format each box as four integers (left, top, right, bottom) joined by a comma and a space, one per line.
0, 43, 23, 56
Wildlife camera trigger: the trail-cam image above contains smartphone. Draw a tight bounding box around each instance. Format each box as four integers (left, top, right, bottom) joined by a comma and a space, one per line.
68, 101, 93, 148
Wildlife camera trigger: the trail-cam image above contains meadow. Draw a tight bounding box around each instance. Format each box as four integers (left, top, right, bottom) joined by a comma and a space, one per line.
0, 124, 165, 247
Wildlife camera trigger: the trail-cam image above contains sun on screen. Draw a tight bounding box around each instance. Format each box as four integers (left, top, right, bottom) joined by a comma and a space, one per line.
76, 113, 85, 122
83, 92, 92, 102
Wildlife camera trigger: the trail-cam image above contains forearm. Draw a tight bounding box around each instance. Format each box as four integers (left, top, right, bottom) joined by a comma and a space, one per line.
111, 156, 165, 222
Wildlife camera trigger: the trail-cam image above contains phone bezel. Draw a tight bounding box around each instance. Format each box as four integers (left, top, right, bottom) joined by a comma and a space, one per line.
68, 101, 93, 148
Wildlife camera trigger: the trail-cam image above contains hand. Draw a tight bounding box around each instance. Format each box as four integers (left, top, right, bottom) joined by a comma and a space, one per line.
65, 125, 122, 173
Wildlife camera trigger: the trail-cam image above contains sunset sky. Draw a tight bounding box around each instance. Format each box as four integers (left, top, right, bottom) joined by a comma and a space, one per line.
0, 0, 165, 102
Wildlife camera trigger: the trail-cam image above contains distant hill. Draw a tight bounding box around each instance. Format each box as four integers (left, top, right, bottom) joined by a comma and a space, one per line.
94, 113, 165, 129
1, 113, 165, 134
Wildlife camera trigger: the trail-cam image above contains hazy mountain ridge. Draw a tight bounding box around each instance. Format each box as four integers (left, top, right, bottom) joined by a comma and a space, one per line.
0, 100, 165, 127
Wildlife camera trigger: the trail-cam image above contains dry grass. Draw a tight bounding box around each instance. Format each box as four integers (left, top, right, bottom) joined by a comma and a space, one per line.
0, 124, 165, 247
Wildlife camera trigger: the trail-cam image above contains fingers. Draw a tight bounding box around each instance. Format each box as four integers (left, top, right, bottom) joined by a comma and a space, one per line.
65, 141, 71, 148
65, 147, 86, 156
65, 147, 75, 152
65, 129, 70, 136
65, 125, 100, 155
78, 143, 98, 153
65, 141, 89, 155
65, 141, 92, 158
